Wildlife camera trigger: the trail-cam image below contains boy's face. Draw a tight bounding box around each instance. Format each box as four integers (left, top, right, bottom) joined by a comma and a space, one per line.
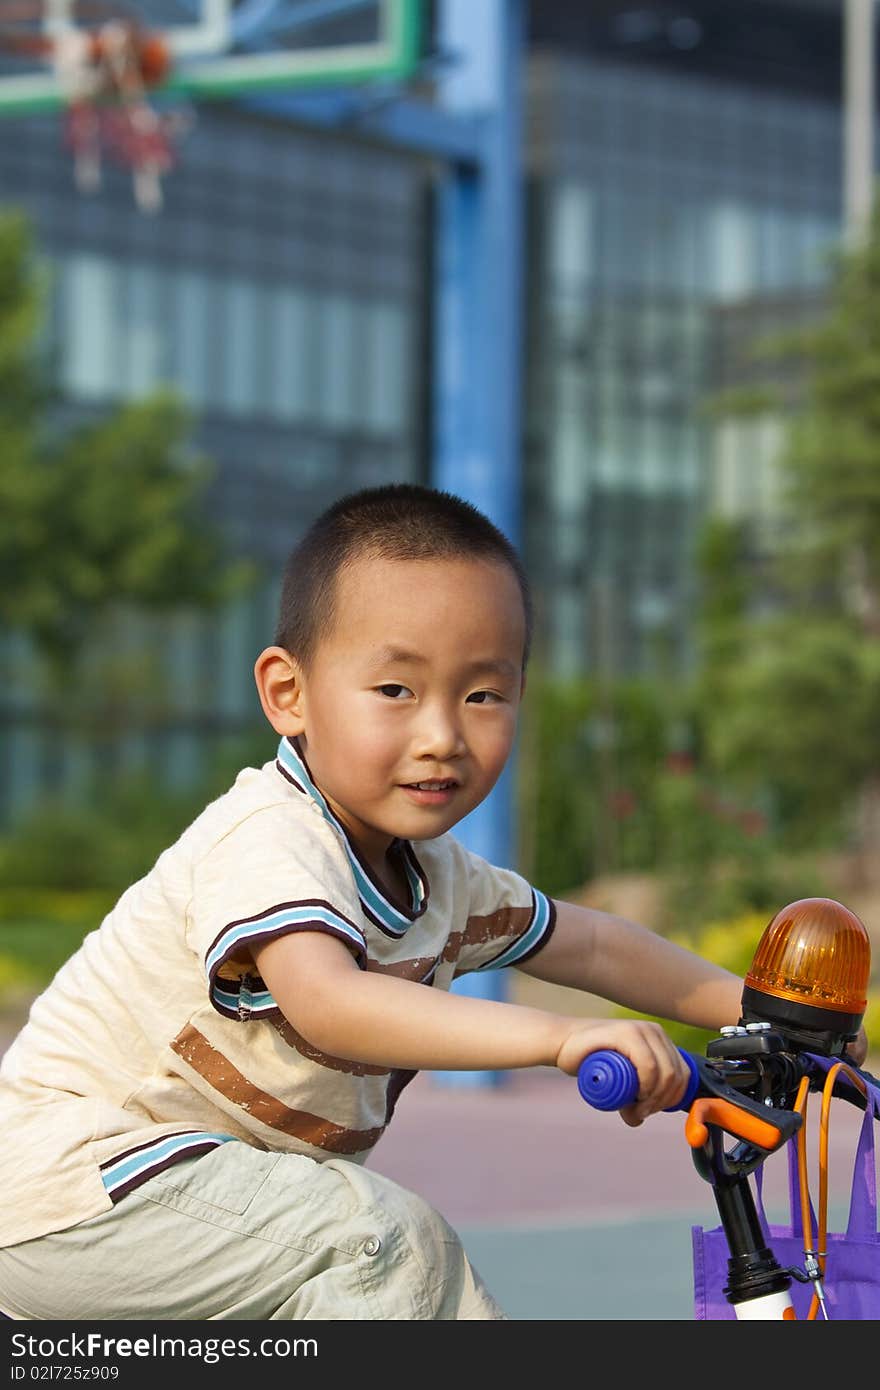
285, 552, 526, 873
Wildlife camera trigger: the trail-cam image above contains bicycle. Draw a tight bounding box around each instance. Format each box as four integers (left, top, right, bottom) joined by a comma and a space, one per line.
576, 897, 880, 1321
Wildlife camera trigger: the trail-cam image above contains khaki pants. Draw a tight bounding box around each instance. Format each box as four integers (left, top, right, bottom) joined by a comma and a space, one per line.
0, 1143, 506, 1320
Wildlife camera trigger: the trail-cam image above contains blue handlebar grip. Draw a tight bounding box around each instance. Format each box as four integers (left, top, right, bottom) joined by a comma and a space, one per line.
577, 1048, 701, 1112
577, 1051, 639, 1110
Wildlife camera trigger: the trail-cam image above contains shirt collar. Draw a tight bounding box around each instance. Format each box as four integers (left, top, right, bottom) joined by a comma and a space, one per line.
274, 736, 429, 935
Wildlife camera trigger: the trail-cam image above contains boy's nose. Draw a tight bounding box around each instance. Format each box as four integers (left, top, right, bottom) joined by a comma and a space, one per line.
412, 704, 466, 759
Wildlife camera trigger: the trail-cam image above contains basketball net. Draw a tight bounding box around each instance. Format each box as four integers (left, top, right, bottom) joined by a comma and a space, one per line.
54, 20, 186, 213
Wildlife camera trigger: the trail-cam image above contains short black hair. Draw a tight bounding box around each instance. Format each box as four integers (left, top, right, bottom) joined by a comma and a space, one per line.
274, 483, 532, 669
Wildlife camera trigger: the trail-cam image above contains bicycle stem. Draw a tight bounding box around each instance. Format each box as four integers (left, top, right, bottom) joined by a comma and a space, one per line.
693, 1128, 796, 1309
685, 1028, 863, 1315
681, 1031, 815, 1313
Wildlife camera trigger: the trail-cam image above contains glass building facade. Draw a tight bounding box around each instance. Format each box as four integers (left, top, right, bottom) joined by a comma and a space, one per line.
522, 12, 844, 677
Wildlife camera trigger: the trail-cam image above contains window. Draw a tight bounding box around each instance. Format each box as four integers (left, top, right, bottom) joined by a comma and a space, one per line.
61, 255, 118, 399
221, 277, 261, 417
316, 293, 360, 428
124, 264, 165, 397
266, 286, 313, 423
170, 268, 210, 408
709, 200, 756, 303
363, 300, 409, 435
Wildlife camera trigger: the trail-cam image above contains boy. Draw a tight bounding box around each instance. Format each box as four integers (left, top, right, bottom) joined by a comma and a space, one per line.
0, 483, 755, 1320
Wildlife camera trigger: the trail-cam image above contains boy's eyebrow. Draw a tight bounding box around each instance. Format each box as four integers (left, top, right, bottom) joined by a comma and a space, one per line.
368, 645, 520, 679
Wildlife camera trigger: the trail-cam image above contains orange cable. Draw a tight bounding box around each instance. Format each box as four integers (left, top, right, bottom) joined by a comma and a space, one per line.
805, 1060, 867, 1320
790, 1076, 820, 1319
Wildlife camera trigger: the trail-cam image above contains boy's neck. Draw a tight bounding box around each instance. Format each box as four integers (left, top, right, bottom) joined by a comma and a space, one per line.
371, 841, 410, 907
280, 737, 413, 905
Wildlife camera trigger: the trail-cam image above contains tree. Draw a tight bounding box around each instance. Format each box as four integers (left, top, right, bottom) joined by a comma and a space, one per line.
0, 210, 251, 688
696, 197, 880, 860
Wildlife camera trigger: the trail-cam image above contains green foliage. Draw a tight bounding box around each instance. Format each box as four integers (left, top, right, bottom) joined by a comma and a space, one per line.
0, 209, 256, 679
0, 891, 114, 999
0, 726, 274, 896
0, 210, 47, 421
700, 384, 781, 419
863, 993, 880, 1054
0, 730, 276, 1003
1, 389, 253, 673
519, 670, 667, 893
770, 210, 880, 577
694, 196, 880, 860
0, 906, 106, 992
659, 843, 827, 940
0, 795, 177, 894
518, 668, 786, 913
701, 616, 876, 844
650, 777, 794, 935
695, 518, 753, 633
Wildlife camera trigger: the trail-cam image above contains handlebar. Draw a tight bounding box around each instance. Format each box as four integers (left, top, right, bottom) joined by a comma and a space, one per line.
577, 1037, 878, 1156
577, 1041, 805, 1154
577, 1047, 701, 1112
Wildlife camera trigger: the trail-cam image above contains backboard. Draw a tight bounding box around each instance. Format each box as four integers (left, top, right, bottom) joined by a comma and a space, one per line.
0, 0, 423, 114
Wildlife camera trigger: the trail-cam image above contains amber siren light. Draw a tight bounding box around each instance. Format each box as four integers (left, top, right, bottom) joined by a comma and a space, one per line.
740, 897, 871, 1056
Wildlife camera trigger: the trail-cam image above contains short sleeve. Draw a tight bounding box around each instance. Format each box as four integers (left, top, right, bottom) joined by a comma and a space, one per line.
452, 843, 556, 976
189, 801, 367, 1021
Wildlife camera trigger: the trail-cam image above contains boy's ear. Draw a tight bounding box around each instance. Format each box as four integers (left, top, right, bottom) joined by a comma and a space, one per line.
253, 646, 306, 736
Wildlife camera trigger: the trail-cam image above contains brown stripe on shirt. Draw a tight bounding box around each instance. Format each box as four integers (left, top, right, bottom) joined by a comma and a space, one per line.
441, 905, 534, 964
269, 1018, 389, 1075
269, 954, 439, 1073
368, 955, 438, 983
170, 1025, 384, 1154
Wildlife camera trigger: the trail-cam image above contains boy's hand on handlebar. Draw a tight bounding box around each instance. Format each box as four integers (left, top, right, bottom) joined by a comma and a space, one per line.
556, 1019, 691, 1127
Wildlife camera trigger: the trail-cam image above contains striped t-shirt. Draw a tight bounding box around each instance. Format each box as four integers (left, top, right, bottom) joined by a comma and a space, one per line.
0, 737, 556, 1247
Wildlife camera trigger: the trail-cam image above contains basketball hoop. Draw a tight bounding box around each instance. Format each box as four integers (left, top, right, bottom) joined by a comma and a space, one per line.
54, 18, 183, 213
0, 0, 422, 212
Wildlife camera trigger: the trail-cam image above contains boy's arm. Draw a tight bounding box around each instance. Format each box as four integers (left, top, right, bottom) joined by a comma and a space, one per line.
517, 898, 744, 1034
520, 899, 870, 1066
250, 930, 694, 1123
521, 899, 870, 1066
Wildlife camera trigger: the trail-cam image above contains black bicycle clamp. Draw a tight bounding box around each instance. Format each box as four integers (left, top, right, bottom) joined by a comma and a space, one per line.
687, 1026, 804, 1185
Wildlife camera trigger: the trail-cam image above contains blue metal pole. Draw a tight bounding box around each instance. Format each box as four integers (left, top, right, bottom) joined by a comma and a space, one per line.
432, 0, 525, 1088
243, 1, 526, 1089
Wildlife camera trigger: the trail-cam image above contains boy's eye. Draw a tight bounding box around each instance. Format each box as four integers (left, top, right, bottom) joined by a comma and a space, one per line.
466, 690, 502, 705
377, 683, 412, 699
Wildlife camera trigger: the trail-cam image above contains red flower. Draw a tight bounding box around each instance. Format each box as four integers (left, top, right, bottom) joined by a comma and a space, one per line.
609, 789, 638, 820
665, 751, 695, 775
739, 810, 767, 837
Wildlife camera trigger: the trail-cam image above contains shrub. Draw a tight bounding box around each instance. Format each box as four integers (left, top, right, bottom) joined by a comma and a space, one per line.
0, 729, 274, 895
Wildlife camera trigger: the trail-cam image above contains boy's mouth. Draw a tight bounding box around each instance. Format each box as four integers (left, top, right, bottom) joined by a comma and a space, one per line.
400, 778, 459, 805
403, 779, 458, 791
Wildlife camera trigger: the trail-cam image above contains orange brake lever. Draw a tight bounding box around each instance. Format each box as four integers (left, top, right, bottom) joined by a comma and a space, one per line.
685, 1096, 791, 1152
